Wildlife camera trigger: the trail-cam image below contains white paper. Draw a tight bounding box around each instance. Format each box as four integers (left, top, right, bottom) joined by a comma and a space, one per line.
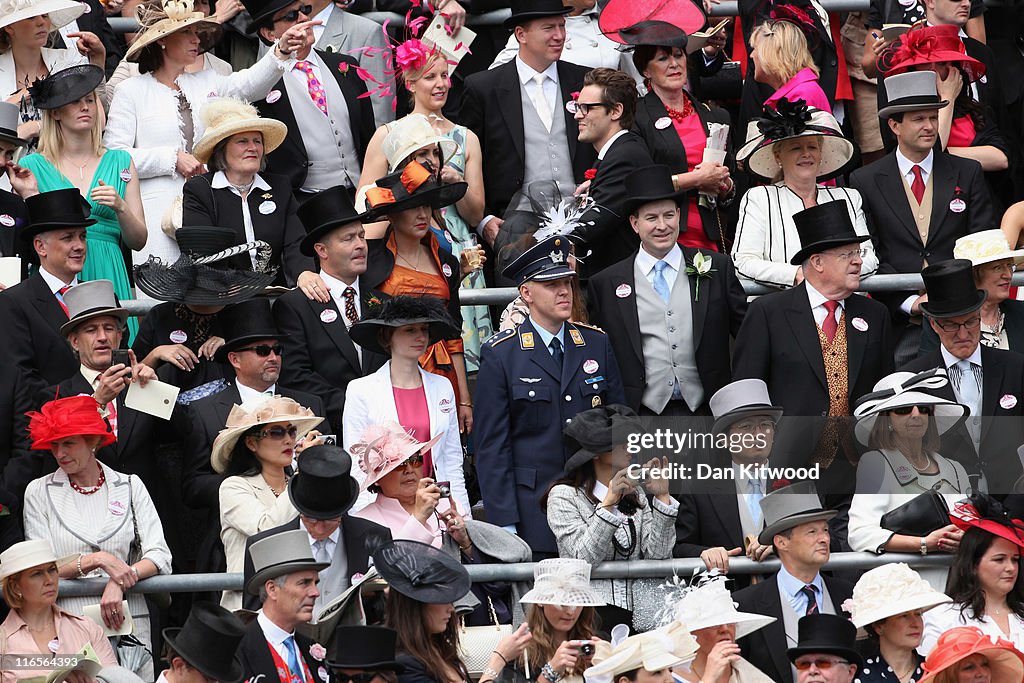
0, 256, 21, 287
83, 600, 133, 637
421, 13, 477, 68
124, 378, 180, 420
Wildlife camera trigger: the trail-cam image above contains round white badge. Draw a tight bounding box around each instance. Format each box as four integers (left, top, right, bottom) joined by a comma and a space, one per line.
0, 214, 14, 227
259, 200, 276, 215
169, 329, 188, 344
119, 168, 132, 183
1001, 394, 1018, 410
109, 500, 127, 516
320, 309, 338, 324
442, 263, 453, 278
318, 667, 329, 682
439, 397, 453, 414
655, 116, 672, 130
851, 317, 869, 332
583, 359, 599, 374
266, 89, 282, 103
950, 198, 966, 213
615, 283, 632, 298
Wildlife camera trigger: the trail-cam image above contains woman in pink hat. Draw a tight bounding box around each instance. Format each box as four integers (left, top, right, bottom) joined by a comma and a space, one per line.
918, 626, 1024, 683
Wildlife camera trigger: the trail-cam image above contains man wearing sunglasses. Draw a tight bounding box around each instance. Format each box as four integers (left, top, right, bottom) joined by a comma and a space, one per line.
787, 614, 861, 683
326, 626, 403, 683
901, 259, 1024, 494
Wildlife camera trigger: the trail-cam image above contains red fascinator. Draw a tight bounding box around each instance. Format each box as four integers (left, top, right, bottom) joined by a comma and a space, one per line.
882, 24, 985, 83
919, 627, 1024, 683
949, 494, 1024, 549
26, 395, 115, 451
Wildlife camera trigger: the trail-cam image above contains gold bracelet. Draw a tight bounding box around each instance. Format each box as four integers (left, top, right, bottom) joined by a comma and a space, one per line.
458, 401, 472, 407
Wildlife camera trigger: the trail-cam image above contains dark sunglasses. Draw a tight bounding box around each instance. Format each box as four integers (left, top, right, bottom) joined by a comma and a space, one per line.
256, 425, 299, 440
402, 454, 425, 468
794, 660, 851, 672
334, 674, 378, 683
891, 405, 935, 416
236, 344, 284, 357
274, 4, 312, 22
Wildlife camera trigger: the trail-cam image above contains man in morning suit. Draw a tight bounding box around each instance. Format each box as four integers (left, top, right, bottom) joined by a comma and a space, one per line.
274, 186, 386, 437
588, 164, 746, 416
238, 529, 331, 683
246, 0, 375, 197
732, 483, 854, 683
474, 235, 624, 557
0, 102, 36, 264
850, 71, 993, 364
460, 0, 596, 245
900, 259, 1024, 494
673, 379, 782, 589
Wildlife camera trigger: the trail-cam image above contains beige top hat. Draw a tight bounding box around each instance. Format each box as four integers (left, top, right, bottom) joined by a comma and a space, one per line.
757, 481, 837, 545
60, 280, 130, 337
382, 114, 460, 173
210, 396, 324, 474
125, 0, 221, 62
519, 558, 606, 607
846, 563, 951, 629
954, 229, 1024, 267
193, 98, 288, 165
585, 623, 698, 683
0, 539, 75, 579
0, 0, 85, 31
673, 574, 775, 638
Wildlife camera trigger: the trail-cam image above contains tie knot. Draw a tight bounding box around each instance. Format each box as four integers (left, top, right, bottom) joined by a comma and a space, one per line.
824, 300, 839, 314
912, 164, 923, 178
533, 73, 546, 86
295, 60, 313, 73
802, 584, 817, 596
550, 337, 562, 351
58, 285, 72, 295
749, 479, 762, 493
654, 260, 670, 274
343, 287, 355, 300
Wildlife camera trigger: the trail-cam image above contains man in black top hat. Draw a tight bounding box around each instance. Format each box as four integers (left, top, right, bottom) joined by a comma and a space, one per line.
326, 626, 403, 683
160, 603, 247, 683
241, 445, 392, 613
589, 164, 746, 416
901, 259, 1024, 493
273, 186, 387, 436
460, 0, 597, 244
788, 614, 861, 683
0, 101, 37, 265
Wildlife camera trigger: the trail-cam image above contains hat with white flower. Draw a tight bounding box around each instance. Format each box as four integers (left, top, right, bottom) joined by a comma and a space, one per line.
953, 229, 1024, 268
673, 574, 775, 638
845, 563, 951, 630
350, 422, 443, 491
519, 558, 606, 607
585, 623, 698, 683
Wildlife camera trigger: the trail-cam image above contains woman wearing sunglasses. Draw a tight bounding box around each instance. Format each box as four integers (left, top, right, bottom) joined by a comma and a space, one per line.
848, 369, 970, 587
210, 395, 324, 610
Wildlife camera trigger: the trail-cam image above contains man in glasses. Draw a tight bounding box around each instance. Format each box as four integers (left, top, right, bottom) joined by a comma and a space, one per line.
901, 259, 1024, 493
787, 614, 861, 683
327, 626, 403, 683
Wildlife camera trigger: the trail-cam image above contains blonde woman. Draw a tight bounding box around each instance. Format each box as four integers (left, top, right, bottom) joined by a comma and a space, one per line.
750, 21, 830, 115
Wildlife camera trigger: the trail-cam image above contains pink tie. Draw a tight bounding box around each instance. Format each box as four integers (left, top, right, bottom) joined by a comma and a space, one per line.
295, 61, 328, 116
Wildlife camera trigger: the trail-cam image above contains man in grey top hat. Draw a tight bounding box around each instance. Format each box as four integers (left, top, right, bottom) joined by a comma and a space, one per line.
732, 482, 854, 683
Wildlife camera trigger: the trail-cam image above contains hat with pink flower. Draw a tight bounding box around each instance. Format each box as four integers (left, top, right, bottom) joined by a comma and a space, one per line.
350, 422, 444, 490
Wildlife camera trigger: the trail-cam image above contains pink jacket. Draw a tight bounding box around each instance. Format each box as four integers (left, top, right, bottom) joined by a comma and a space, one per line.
765, 68, 832, 114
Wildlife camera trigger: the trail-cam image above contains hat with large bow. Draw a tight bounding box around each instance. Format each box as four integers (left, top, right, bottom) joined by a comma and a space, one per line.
519, 558, 606, 607
585, 623, 698, 683
853, 369, 968, 445
949, 494, 1024, 549
882, 24, 986, 83
372, 540, 471, 604
350, 422, 444, 491
209, 396, 323, 474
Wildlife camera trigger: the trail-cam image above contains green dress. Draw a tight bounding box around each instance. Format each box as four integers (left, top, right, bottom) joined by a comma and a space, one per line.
22, 150, 139, 343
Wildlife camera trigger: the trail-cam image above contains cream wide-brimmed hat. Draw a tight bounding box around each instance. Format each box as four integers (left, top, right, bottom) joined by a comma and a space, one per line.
125, 0, 221, 62
192, 98, 288, 164
846, 563, 951, 630
348, 421, 443, 491
737, 101, 854, 183
674, 575, 775, 639
0, 539, 75, 579
853, 369, 968, 446
0, 0, 84, 32
954, 229, 1024, 267
519, 558, 605, 607
382, 114, 460, 173
210, 396, 324, 474
586, 623, 698, 682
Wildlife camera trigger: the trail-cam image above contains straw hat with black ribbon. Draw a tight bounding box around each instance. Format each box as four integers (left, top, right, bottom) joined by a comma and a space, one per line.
192, 98, 288, 165
853, 369, 968, 446
125, 0, 222, 62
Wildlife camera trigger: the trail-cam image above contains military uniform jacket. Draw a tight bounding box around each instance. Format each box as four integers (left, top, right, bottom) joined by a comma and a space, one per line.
473, 318, 625, 554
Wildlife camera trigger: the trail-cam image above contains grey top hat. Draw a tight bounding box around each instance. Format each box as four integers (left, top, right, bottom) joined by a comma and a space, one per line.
878, 71, 950, 119
757, 481, 837, 545
245, 529, 329, 595
0, 101, 28, 149
60, 280, 129, 337
710, 379, 784, 435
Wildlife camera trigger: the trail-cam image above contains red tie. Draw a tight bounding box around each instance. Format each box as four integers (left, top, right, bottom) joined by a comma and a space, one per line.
822, 300, 839, 343
911, 165, 925, 204
57, 285, 72, 317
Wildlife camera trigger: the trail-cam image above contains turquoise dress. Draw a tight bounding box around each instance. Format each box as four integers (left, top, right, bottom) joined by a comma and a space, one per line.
440, 125, 492, 373
22, 150, 139, 343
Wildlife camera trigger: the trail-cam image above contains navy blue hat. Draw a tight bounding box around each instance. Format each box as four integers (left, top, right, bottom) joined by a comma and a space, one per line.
501, 236, 576, 286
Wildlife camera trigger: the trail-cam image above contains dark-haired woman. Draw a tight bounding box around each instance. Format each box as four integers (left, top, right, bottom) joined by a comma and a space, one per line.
921, 495, 1024, 654
545, 405, 678, 630
210, 395, 323, 610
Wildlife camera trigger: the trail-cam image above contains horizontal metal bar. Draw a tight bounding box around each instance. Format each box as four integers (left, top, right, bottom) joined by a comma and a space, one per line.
56, 552, 950, 597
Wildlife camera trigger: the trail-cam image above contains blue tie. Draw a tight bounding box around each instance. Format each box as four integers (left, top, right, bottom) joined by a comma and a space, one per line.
652, 261, 671, 304
747, 479, 764, 526
549, 337, 563, 368
284, 635, 304, 681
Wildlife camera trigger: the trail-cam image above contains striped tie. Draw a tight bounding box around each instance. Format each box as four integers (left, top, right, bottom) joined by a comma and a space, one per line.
801, 585, 818, 615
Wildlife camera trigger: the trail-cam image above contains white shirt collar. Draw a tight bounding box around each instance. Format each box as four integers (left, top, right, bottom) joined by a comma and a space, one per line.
211, 171, 273, 195
308, 527, 341, 551
320, 270, 359, 300
597, 129, 629, 160
312, 2, 333, 25
895, 147, 934, 179
257, 610, 294, 647
805, 280, 845, 311
38, 266, 77, 294
236, 379, 277, 407
636, 244, 683, 276
80, 365, 102, 387
940, 341, 982, 369
515, 55, 558, 86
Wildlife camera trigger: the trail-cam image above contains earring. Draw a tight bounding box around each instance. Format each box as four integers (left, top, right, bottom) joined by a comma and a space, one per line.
887, 423, 893, 432
161, 44, 166, 50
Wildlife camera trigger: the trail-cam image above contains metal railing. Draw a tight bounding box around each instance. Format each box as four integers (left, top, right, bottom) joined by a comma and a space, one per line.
57, 551, 953, 597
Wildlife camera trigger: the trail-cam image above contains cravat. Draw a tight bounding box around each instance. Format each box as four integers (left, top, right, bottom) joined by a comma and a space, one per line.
953, 359, 981, 414
313, 538, 330, 564
822, 300, 839, 343
56, 285, 72, 317
342, 287, 358, 326
295, 61, 329, 116
283, 635, 305, 682
800, 585, 819, 616
531, 73, 552, 132
911, 164, 925, 204
652, 261, 671, 304
747, 479, 764, 526
549, 337, 563, 368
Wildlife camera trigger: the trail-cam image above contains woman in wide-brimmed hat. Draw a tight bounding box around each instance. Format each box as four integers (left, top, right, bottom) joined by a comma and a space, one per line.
921, 495, 1024, 654
731, 98, 876, 289
22, 396, 172, 679
103, 0, 315, 275
211, 394, 323, 611
0, 539, 117, 683
846, 563, 951, 683
919, 626, 1024, 683
21, 65, 147, 343
848, 369, 971, 574
343, 295, 469, 517
584, 622, 698, 683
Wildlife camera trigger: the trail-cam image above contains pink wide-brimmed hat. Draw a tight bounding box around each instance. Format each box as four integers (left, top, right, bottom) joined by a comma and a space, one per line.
349, 422, 443, 490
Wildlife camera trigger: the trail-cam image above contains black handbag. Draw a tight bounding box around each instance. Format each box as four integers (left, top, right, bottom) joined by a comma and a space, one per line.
880, 489, 950, 537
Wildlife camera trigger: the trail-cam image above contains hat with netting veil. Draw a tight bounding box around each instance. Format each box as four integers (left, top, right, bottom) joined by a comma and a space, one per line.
519, 558, 606, 607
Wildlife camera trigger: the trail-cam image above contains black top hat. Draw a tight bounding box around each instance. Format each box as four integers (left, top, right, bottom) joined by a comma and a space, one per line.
28, 65, 105, 111
0, 102, 28, 149
297, 185, 374, 257
789, 200, 869, 265
326, 626, 405, 671
214, 298, 285, 362
364, 161, 467, 220
919, 259, 987, 319
288, 445, 360, 520
563, 405, 643, 474
614, 20, 689, 49
372, 540, 471, 604
239, 0, 293, 32
503, 0, 571, 28
502, 235, 575, 285
787, 614, 863, 668
622, 164, 688, 216
22, 188, 96, 243
162, 602, 246, 683
349, 295, 460, 357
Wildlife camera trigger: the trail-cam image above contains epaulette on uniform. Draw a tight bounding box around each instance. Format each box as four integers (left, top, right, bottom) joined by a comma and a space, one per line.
571, 322, 607, 334
485, 328, 517, 347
